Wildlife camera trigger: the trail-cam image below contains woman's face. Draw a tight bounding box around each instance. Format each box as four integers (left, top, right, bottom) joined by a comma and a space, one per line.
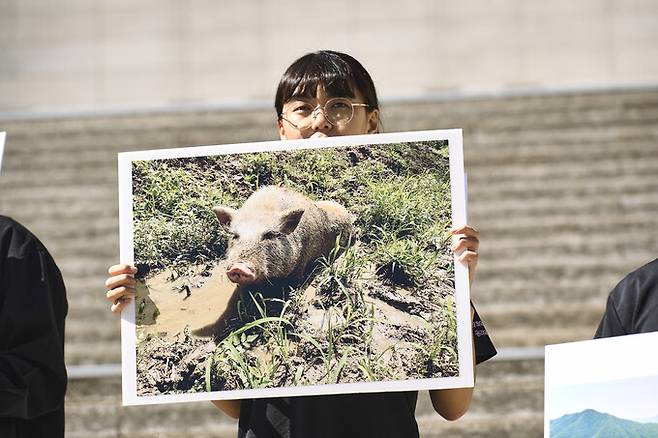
277, 85, 380, 140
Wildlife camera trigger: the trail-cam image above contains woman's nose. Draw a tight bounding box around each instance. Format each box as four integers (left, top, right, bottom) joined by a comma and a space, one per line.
311, 108, 332, 131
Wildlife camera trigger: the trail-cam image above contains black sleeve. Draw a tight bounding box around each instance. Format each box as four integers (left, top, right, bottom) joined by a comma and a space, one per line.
594, 291, 627, 339
594, 258, 658, 338
0, 219, 68, 420
471, 304, 497, 364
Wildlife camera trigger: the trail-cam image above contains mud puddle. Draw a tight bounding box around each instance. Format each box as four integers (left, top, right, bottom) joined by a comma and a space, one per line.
135, 261, 238, 339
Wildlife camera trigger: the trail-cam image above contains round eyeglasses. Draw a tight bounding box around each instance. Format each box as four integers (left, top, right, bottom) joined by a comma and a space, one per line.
280, 97, 369, 130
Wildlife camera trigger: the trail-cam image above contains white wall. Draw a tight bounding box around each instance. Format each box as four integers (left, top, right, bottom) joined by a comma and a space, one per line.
1, 0, 658, 112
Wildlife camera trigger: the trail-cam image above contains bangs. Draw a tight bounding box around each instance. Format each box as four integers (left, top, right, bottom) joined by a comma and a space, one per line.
287, 71, 356, 101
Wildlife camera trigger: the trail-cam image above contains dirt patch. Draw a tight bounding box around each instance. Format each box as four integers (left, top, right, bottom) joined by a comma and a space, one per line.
136, 330, 215, 395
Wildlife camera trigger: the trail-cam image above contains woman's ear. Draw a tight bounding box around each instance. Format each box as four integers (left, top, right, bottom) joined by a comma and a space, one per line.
367, 109, 380, 134
277, 118, 288, 140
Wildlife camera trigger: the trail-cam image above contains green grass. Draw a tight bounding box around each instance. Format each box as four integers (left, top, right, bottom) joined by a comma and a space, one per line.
360, 173, 451, 242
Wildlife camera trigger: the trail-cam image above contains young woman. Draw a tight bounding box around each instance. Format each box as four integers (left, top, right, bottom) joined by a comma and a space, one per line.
105, 50, 496, 438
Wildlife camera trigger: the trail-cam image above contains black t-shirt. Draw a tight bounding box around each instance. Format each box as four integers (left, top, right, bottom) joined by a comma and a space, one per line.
594, 258, 658, 338
238, 307, 496, 438
0, 216, 68, 438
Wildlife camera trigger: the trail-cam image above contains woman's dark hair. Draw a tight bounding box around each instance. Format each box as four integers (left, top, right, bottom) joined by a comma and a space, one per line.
275, 50, 379, 118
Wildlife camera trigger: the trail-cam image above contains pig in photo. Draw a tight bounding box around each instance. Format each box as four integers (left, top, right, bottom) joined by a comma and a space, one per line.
213, 185, 354, 289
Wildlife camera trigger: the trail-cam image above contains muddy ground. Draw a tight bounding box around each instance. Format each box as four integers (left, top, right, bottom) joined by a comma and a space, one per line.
135, 259, 458, 396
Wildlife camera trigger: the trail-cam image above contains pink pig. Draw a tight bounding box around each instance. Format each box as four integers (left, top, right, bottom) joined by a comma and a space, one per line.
213, 186, 353, 287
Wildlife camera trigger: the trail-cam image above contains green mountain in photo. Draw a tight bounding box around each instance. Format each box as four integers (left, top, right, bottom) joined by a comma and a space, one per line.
551, 409, 658, 438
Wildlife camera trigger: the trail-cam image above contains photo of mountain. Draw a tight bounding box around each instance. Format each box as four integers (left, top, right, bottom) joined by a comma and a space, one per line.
550, 409, 658, 438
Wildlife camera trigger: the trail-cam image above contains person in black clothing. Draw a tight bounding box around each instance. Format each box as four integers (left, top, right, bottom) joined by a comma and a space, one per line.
105, 50, 497, 437
0, 216, 68, 438
595, 258, 658, 338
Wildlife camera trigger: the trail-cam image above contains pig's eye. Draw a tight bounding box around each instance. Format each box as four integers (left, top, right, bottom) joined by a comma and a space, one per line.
262, 231, 282, 240
231, 232, 240, 240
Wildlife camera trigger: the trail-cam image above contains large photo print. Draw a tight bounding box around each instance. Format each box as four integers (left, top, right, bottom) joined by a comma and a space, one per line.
119, 130, 473, 405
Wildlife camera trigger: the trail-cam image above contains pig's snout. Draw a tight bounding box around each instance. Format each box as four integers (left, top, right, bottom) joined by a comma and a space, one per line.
226, 262, 257, 285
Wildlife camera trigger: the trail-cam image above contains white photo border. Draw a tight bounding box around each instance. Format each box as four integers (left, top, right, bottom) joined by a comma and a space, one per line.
119, 129, 474, 406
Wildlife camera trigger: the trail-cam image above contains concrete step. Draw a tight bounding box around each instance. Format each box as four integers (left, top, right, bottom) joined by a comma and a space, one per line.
478, 301, 605, 331
471, 191, 658, 220
475, 252, 658, 280
0, 170, 116, 189
57, 257, 120, 279
65, 378, 238, 438
67, 302, 117, 325
473, 273, 628, 305
0, 215, 118, 241
465, 123, 658, 149
0, 183, 116, 203
389, 89, 658, 117
468, 138, 658, 167
466, 154, 658, 185
410, 106, 658, 135
480, 227, 658, 256
389, 108, 658, 136
1, 115, 275, 153
46, 237, 119, 259
476, 211, 658, 237
489, 325, 597, 347
66, 341, 122, 365
470, 172, 658, 202
65, 317, 122, 344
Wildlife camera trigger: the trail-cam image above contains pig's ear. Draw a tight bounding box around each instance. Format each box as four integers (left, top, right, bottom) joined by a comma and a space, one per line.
278, 209, 305, 235
213, 206, 236, 229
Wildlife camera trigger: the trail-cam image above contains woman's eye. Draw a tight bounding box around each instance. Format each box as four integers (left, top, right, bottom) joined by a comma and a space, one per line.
330, 102, 350, 110
293, 104, 312, 114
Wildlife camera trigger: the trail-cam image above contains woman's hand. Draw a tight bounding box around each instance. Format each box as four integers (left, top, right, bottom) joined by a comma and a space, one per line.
451, 225, 479, 285
105, 264, 138, 314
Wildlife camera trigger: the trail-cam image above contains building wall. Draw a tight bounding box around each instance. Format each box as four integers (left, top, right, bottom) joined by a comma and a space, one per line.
2, 0, 658, 112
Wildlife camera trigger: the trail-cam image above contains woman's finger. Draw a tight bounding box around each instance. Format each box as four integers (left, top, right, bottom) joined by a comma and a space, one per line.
450, 224, 479, 238
108, 264, 138, 276
451, 235, 480, 253
105, 273, 137, 291
105, 285, 136, 302
458, 249, 479, 266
